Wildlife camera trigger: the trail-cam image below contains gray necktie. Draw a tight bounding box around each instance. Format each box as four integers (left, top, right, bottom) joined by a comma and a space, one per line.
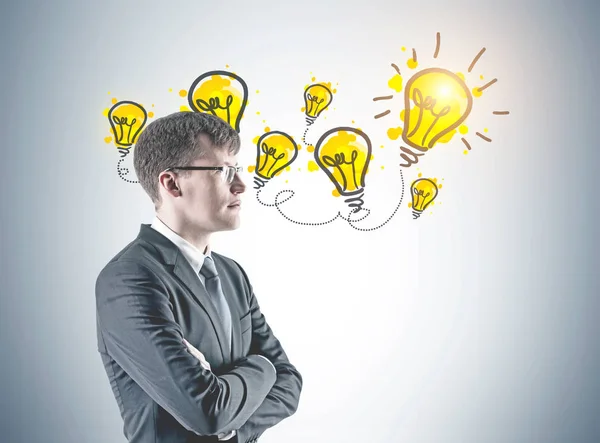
200, 256, 232, 349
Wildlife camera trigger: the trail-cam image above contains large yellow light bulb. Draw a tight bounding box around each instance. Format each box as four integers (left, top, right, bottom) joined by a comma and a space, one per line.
403, 68, 472, 152
108, 101, 147, 152
314, 127, 372, 211
188, 70, 248, 132
303, 83, 333, 125
254, 131, 299, 187
410, 178, 438, 219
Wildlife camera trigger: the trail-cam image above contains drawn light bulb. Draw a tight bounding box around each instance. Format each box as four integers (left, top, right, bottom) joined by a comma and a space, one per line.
314, 127, 372, 212
188, 70, 248, 132
253, 131, 299, 189
108, 101, 147, 157
303, 83, 333, 126
403, 68, 472, 152
410, 178, 438, 219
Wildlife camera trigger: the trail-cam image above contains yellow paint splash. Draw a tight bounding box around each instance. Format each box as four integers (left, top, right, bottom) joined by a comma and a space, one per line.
300, 107, 306, 112
408, 202, 413, 208
484, 127, 488, 133
459, 125, 469, 135
401, 46, 406, 51
252, 135, 260, 144
418, 172, 422, 177
381, 165, 385, 170
104, 136, 112, 143
102, 108, 109, 117
472, 87, 483, 98
248, 165, 256, 173
148, 112, 154, 118
463, 150, 469, 155
456, 72, 465, 82
180, 105, 191, 112
307, 145, 315, 153
286, 166, 291, 171
256, 111, 261, 115
332, 189, 340, 197
264, 126, 270, 132
179, 89, 187, 97
480, 74, 484, 80
111, 98, 117, 104
308, 160, 319, 172
107, 91, 111, 95
387, 127, 403, 140
388, 74, 403, 92
256, 90, 260, 93
380, 145, 384, 149
169, 88, 173, 92
400, 109, 406, 122
407, 59, 418, 69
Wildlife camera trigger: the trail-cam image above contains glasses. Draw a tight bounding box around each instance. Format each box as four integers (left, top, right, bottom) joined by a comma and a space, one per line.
164, 165, 243, 184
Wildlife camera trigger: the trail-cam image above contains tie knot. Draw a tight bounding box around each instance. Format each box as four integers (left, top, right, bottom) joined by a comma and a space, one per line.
200, 256, 218, 279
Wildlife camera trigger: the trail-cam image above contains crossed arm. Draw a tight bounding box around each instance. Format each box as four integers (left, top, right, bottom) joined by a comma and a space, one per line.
186, 261, 304, 442
95, 260, 278, 437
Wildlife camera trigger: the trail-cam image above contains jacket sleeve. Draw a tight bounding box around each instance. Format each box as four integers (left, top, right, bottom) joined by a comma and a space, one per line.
95, 259, 277, 436
232, 262, 303, 443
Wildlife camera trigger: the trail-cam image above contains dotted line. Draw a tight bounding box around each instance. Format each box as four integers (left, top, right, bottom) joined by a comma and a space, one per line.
117, 158, 139, 184
273, 190, 341, 226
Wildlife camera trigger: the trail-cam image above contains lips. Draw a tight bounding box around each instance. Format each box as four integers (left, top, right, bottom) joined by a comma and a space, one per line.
227, 201, 241, 208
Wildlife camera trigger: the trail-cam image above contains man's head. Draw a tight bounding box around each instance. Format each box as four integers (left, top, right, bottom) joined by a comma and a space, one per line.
134, 112, 246, 236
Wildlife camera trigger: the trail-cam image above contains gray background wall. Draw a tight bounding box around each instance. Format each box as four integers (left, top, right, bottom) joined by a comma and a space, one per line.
1, 0, 599, 442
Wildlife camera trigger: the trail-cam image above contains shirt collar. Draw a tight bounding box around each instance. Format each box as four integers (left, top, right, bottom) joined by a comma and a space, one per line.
150, 215, 211, 275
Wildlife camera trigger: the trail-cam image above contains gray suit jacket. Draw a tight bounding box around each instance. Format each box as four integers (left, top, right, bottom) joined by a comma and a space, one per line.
96, 224, 302, 443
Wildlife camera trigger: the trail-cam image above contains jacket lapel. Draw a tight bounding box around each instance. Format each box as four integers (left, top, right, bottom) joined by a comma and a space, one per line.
138, 224, 229, 362
172, 251, 230, 362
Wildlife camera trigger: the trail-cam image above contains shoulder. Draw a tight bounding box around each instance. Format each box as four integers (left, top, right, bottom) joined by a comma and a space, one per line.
96, 237, 164, 285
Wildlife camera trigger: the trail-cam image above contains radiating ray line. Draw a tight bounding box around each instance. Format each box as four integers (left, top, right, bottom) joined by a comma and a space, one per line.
374, 110, 391, 119
493, 110, 510, 115
373, 95, 393, 101
476, 78, 498, 92
476, 132, 492, 142
433, 32, 441, 58
461, 137, 472, 150
412, 48, 417, 62
391, 63, 401, 75
468, 47, 486, 72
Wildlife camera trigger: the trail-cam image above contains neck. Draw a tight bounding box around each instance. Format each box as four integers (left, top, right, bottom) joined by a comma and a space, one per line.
155, 212, 211, 254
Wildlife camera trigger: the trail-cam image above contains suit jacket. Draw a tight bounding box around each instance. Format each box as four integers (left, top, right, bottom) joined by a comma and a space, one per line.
95, 224, 302, 443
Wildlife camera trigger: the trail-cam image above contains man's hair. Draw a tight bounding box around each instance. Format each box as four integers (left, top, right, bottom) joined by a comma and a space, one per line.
133, 112, 240, 206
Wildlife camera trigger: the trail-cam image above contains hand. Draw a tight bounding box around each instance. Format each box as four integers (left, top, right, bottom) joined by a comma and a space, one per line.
182, 339, 211, 371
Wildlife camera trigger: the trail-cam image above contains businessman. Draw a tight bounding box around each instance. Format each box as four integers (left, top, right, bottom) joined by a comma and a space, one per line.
95, 111, 302, 443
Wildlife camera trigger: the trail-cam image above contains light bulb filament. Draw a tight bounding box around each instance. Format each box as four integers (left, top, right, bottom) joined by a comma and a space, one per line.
407, 88, 452, 148
322, 150, 359, 190
195, 95, 235, 125
260, 142, 285, 177
306, 94, 325, 116
111, 116, 138, 145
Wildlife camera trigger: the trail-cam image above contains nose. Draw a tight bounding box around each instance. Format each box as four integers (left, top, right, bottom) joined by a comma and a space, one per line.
230, 171, 246, 194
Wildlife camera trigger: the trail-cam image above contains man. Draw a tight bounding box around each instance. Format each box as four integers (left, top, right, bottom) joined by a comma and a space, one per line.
95, 111, 302, 443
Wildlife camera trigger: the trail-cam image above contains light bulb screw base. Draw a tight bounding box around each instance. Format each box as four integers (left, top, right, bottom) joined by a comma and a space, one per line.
253, 175, 269, 190
344, 192, 365, 212
305, 116, 315, 126
118, 148, 130, 158
412, 210, 422, 219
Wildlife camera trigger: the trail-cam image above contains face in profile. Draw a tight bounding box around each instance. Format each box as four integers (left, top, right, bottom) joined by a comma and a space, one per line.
174, 136, 246, 234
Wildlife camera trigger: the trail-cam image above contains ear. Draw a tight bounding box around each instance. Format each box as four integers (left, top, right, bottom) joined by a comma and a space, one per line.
158, 171, 182, 198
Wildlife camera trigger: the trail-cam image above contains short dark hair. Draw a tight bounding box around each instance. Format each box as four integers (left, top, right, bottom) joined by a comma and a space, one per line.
133, 112, 240, 206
